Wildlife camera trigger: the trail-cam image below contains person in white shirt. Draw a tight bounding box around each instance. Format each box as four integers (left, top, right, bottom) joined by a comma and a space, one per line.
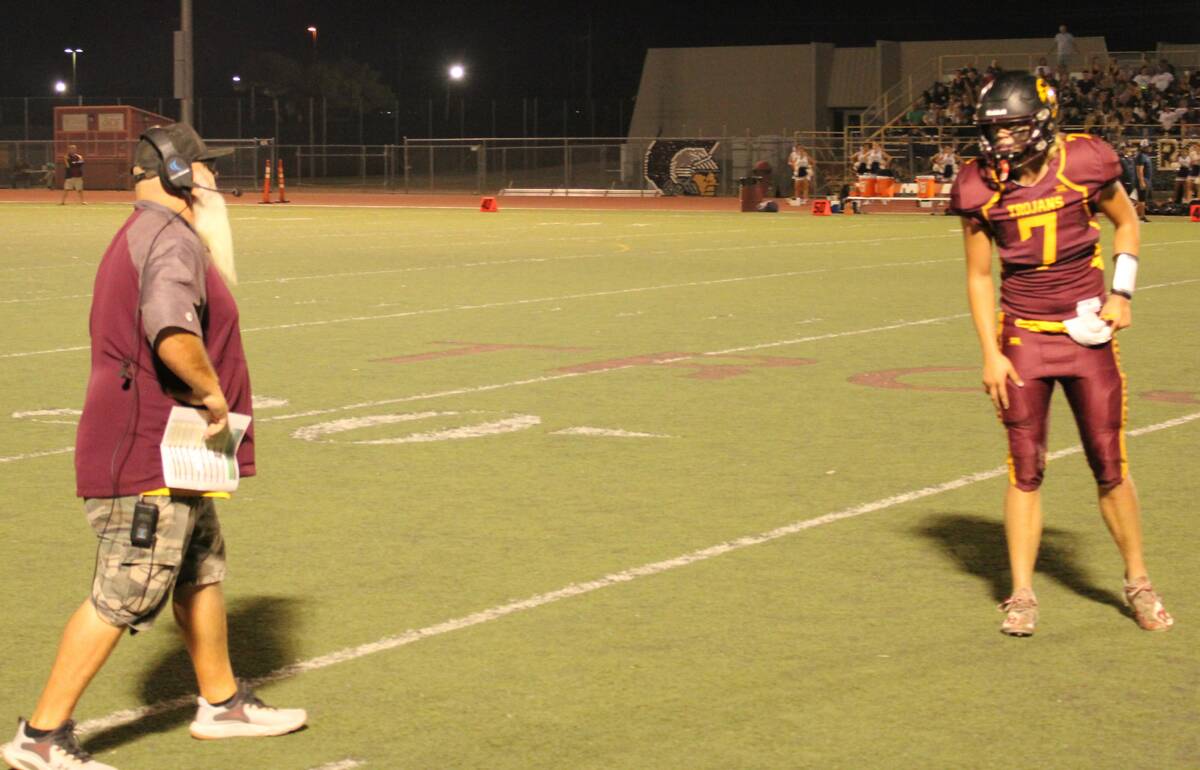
866, 143, 891, 176
852, 145, 870, 176
1054, 25, 1076, 70
1189, 142, 1200, 202
1150, 69, 1174, 92
931, 145, 960, 181
787, 142, 814, 204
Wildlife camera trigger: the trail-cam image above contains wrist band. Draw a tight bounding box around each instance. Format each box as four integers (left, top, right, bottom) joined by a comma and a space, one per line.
1111, 252, 1138, 299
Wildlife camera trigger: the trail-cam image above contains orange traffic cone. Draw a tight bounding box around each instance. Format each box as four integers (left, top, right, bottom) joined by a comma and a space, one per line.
259, 159, 272, 204
277, 160, 289, 203
480, 196, 498, 212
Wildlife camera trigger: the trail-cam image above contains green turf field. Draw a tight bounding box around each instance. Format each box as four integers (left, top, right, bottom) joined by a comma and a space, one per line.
0, 202, 1197, 769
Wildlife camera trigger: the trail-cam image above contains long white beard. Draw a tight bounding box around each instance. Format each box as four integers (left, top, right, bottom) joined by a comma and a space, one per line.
191, 180, 237, 287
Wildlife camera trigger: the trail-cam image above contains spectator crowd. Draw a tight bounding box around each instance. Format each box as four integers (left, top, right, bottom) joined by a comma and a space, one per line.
900, 56, 1200, 143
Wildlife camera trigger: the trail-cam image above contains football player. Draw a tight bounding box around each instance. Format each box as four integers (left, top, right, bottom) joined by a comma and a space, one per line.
949, 71, 1173, 637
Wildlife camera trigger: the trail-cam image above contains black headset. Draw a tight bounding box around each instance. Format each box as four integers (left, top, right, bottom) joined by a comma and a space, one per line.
137, 128, 241, 198
139, 127, 195, 196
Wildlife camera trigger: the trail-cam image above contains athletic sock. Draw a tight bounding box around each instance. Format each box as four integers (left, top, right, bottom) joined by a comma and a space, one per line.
23, 724, 55, 739
210, 691, 239, 709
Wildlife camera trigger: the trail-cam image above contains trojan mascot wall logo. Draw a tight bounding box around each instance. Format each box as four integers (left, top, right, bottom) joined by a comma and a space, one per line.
644, 140, 721, 196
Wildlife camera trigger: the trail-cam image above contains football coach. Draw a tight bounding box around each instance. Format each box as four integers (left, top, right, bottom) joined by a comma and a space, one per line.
3, 124, 305, 770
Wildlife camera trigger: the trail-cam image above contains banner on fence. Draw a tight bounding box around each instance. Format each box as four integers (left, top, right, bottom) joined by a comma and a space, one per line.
643, 140, 721, 196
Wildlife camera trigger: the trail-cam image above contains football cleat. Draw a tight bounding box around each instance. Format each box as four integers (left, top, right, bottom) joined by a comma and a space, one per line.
1123, 577, 1174, 632
998, 588, 1039, 637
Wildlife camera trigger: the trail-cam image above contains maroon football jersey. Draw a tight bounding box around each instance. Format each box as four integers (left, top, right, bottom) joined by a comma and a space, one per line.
950, 135, 1122, 320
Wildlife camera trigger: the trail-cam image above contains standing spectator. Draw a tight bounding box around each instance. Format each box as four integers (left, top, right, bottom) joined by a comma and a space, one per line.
60, 145, 85, 206
1134, 141, 1153, 222
1118, 143, 1139, 205
1035, 57, 1053, 79
1054, 25, 1076, 71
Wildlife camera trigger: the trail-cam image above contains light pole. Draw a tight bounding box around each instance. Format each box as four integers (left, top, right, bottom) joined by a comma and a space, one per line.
307, 26, 318, 57
64, 48, 82, 94
232, 76, 243, 137
446, 63, 465, 130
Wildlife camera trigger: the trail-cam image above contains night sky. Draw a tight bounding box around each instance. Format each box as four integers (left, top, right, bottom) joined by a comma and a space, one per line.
1, 0, 1193, 99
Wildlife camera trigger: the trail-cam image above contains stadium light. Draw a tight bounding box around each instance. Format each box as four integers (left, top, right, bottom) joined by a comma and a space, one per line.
232, 75, 242, 83
54, 80, 67, 94
64, 48, 82, 94
448, 63, 465, 81
307, 26, 318, 52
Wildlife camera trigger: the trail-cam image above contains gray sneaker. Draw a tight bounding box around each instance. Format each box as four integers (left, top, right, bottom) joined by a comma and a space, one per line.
189, 681, 307, 740
1, 718, 116, 770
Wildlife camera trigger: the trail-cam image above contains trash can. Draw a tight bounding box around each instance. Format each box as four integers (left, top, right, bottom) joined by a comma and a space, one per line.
753, 160, 773, 198
738, 176, 763, 212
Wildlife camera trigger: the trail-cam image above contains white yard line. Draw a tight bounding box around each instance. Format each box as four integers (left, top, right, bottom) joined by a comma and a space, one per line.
0, 232, 954, 304
73, 409, 1200, 738
0, 314, 965, 460
702, 314, 968, 356
0, 344, 89, 360
1142, 239, 1200, 248
0, 293, 92, 305
260, 314, 963, 423
0, 447, 74, 464
1137, 277, 1200, 290
306, 760, 365, 770
239, 256, 956, 334
0, 262, 90, 274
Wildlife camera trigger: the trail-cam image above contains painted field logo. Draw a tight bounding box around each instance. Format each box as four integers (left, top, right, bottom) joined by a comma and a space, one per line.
644, 140, 720, 196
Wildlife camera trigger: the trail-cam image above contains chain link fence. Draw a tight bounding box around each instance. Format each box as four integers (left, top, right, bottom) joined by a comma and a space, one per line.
3, 127, 1192, 197
0, 96, 637, 144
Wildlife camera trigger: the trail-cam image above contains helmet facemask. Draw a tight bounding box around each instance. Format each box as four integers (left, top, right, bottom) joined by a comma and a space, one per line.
975, 75, 1059, 185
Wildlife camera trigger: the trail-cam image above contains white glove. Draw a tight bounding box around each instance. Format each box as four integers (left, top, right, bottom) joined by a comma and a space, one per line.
1063, 298, 1112, 346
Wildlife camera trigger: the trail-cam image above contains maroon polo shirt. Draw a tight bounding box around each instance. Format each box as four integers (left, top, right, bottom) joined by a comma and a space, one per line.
75, 200, 255, 498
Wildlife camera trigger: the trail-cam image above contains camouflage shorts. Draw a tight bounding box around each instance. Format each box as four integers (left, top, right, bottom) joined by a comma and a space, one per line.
85, 495, 227, 633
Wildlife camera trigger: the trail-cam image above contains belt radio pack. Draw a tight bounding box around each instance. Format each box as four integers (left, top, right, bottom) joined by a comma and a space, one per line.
130, 499, 159, 548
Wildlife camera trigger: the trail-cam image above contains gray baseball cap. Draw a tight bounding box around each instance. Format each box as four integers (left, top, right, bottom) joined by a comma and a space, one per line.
133, 122, 234, 178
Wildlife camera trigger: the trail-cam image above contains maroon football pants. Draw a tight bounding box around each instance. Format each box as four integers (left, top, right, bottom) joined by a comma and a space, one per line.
999, 322, 1127, 491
